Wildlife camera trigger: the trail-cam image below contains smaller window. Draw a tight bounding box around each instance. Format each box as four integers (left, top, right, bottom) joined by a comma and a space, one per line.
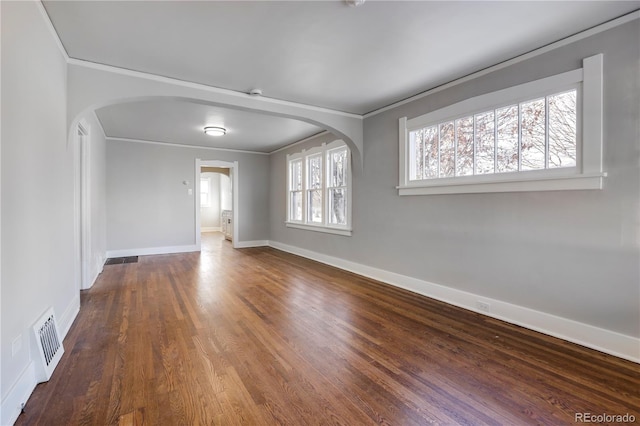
286, 140, 352, 236
200, 178, 211, 207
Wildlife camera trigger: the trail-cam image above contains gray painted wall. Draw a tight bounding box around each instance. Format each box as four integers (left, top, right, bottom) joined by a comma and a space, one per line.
1, 0, 76, 403
106, 140, 270, 250
270, 20, 640, 339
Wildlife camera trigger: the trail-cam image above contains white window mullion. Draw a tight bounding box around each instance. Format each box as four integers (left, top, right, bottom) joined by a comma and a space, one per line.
493, 110, 498, 173
544, 95, 550, 169
422, 128, 427, 179
517, 103, 523, 172
473, 115, 477, 176
454, 120, 458, 177
324, 152, 329, 227
302, 158, 307, 224
437, 124, 442, 178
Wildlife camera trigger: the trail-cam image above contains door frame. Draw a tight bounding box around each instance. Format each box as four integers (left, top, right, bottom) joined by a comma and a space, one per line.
194, 159, 239, 249
74, 120, 92, 291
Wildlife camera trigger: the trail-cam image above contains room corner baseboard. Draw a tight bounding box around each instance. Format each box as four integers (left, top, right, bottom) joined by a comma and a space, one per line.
1, 362, 37, 426
83, 254, 106, 290
106, 245, 199, 258
235, 240, 269, 248
268, 240, 640, 363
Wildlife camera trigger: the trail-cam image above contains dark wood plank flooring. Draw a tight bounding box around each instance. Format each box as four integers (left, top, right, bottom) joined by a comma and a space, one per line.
16, 233, 640, 425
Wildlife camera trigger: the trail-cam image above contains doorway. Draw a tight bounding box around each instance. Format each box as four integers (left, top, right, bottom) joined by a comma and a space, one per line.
195, 160, 238, 249
199, 167, 231, 234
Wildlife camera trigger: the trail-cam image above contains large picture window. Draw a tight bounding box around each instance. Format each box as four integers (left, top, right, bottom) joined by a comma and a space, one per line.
409, 89, 577, 181
399, 54, 605, 195
286, 140, 352, 236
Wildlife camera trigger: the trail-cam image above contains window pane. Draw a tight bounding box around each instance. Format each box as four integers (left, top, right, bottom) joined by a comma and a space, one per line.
439, 121, 455, 178
456, 116, 474, 176
307, 190, 322, 223
496, 105, 519, 173
290, 191, 302, 221
521, 98, 546, 171
200, 179, 210, 206
328, 188, 346, 225
548, 90, 577, 168
308, 155, 322, 189
423, 125, 439, 178
290, 160, 302, 191
328, 148, 348, 187
475, 111, 495, 174
409, 130, 423, 181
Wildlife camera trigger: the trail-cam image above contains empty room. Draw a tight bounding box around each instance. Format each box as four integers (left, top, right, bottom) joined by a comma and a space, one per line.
1, 1, 639, 425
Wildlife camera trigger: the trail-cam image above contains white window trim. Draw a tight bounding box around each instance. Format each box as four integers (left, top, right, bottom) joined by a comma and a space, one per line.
398, 54, 605, 196
286, 140, 353, 236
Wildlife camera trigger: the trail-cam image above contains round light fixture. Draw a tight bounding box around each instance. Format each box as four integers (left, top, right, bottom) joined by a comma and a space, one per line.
204, 126, 226, 137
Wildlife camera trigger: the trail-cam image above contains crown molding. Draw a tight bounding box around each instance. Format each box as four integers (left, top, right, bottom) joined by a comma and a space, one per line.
37, 1, 69, 61
364, 10, 640, 118
107, 137, 270, 156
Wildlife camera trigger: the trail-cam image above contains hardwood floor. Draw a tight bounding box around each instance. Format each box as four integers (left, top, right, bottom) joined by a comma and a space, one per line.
17, 233, 639, 425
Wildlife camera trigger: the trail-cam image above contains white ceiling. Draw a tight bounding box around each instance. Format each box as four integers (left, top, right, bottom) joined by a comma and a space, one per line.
43, 0, 639, 151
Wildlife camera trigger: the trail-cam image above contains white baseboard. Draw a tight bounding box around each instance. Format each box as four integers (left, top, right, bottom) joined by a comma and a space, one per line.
106, 244, 199, 258
235, 240, 269, 248
201, 227, 221, 233
268, 240, 640, 363
0, 362, 36, 426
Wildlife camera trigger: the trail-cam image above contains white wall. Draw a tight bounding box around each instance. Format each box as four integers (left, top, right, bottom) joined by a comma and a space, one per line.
200, 172, 221, 230
270, 20, 640, 359
1, 1, 77, 423
106, 139, 270, 253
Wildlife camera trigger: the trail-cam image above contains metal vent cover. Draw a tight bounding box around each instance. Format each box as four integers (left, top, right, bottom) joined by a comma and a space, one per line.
32, 308, 64, 382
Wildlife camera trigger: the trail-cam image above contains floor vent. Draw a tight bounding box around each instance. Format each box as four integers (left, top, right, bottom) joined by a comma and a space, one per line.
32, 308, 64, 383
105, 256, 139, 265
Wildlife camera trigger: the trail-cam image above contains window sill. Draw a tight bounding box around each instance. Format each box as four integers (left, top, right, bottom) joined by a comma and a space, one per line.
397, 172, 606, 196
285, 222, 352, 236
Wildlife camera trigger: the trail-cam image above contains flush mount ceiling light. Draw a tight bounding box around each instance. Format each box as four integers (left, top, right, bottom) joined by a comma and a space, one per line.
345, 0, 365, 6
204, 126, 226, 137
